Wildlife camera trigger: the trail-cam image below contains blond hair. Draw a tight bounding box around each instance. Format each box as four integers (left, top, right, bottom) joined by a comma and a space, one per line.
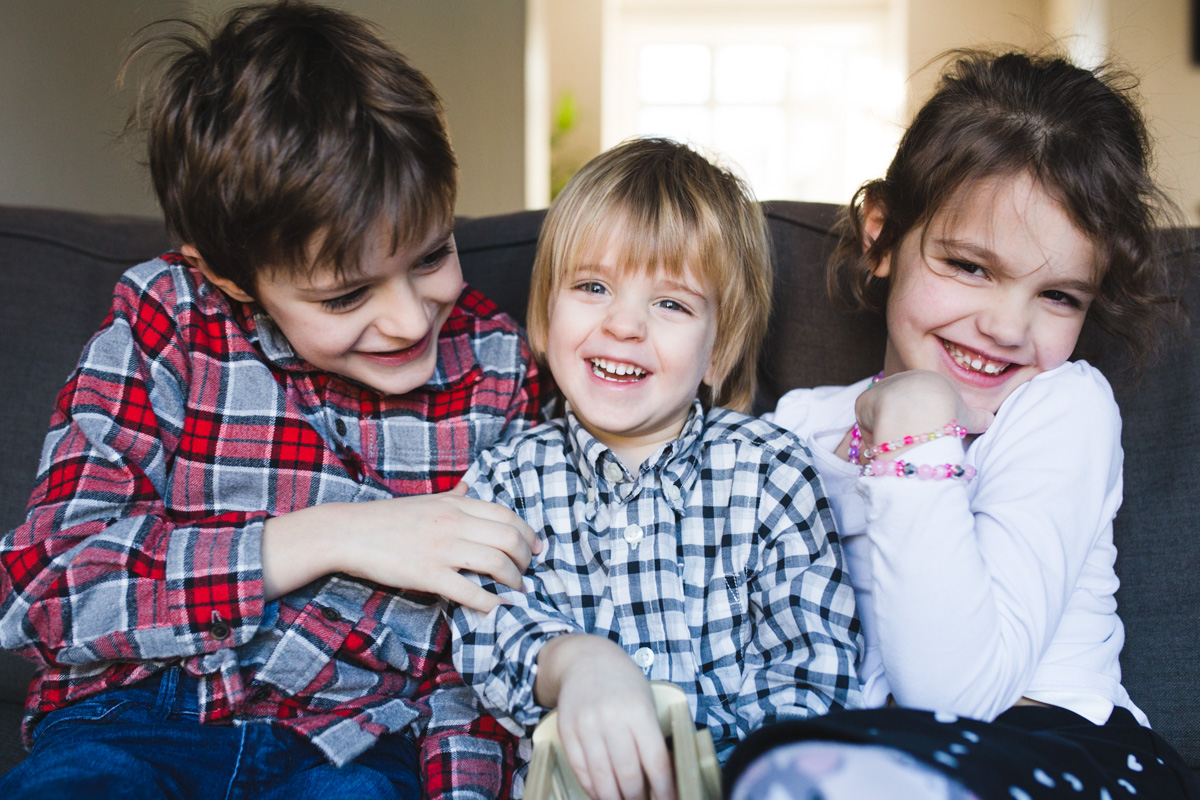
527, 137, 771, 412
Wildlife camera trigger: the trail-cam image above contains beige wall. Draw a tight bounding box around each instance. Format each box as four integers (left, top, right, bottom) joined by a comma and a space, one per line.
0, 0, 527, 219
1109, 0, 1200, 222
3, 1, 1199, 221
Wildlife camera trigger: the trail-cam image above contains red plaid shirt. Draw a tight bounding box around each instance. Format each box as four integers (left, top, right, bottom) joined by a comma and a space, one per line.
0, 254, 545, 799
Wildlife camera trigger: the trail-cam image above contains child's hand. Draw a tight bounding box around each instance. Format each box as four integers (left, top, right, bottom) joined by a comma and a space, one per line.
536, 635, 676, 800
855, 370, 993, 456
262, 487, 541, 612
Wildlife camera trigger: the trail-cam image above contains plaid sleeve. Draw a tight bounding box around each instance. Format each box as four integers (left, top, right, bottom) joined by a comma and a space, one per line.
418, 640, 516, 800
500, 336, 550, 437
736, 442, 864, 731
451, 443, 582, 738
0, 267, 266, 665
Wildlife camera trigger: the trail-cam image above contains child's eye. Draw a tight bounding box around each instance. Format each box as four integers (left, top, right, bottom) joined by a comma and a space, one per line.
946, 259, 985, 276
416, 243, 454, 271
656, 298, 693, 315
321, 286, 368, 311
1042, 289, 1083, 309
572, 280, 608, 295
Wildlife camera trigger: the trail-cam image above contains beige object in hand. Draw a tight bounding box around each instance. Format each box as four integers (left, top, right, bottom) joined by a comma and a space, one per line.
524, 681, 722, 800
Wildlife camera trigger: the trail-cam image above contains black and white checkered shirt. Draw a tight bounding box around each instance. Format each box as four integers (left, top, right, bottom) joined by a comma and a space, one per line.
452, 401, 863, 768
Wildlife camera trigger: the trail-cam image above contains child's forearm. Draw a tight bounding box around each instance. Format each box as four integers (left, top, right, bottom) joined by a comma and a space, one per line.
261, 503, 345, 601
533, 633, 629, 708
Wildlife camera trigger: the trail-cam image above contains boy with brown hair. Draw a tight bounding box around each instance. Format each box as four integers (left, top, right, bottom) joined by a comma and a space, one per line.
0, 3, 543, 798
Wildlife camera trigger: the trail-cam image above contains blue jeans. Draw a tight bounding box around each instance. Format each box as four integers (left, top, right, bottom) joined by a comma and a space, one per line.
0, 668, 420, 799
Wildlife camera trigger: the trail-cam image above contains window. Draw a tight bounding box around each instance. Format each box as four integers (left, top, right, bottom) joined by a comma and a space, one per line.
604, 0, 905, 204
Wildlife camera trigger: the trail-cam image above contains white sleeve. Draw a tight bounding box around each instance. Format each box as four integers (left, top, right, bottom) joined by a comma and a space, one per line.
862, 365, 1122, 720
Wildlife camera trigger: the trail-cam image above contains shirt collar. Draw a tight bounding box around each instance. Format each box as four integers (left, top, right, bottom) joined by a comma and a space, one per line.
565, 398, 705, 515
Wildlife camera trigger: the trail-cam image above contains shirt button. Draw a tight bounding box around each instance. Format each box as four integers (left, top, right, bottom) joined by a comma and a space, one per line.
623, 525, 644, 545
209, 621, 231, 641
249, 686, 271, 704
319, 606, 343, 623
587, 487, 598, 504
604, 461, 625, 483
335, 418, 347, 436
664, 483, 682, 503
633, 647, 655, 670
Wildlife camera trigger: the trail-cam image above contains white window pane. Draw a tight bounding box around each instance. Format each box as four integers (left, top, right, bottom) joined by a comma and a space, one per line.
638, 44, 711, 105
790, 113, 846, 204
636, 106, 712, 145
713, 106, 787, 200
714, 44, 788, 104
791, 46, 849, 100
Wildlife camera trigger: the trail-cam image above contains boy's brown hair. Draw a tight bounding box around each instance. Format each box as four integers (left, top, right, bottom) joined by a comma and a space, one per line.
123, 0, 456, 293
526, 137, 772, 413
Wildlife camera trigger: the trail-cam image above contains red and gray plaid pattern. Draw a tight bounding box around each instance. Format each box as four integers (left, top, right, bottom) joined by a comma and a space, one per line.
0, 254, 545, 799
452, 403, 864, 790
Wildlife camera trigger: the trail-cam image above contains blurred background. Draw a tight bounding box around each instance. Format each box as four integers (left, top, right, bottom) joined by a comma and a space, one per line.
2, 0, 1198, 222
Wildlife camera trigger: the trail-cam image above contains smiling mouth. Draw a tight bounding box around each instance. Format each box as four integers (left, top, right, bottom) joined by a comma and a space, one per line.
941, 339, 1012, 376
361, 331, 432, 365
590, 357, 647, 382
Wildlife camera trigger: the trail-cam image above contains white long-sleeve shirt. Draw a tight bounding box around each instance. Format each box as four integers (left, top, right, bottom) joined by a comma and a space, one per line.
768, 360, 1147, 726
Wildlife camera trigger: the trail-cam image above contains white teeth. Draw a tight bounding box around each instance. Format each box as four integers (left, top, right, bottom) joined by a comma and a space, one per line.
943, 341, 1010, 376
591, 358, 646, 379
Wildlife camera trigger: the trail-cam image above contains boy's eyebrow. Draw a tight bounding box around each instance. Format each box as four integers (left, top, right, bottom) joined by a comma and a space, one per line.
659, 277, 710, 301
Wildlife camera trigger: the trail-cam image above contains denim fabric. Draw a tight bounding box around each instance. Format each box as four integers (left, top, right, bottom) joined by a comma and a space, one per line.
0, 668, 420, 799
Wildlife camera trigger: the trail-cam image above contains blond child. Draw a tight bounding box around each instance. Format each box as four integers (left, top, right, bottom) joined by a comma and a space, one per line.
451, 137, 863, 800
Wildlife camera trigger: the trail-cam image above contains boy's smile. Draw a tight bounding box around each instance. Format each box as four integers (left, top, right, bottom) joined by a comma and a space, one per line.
873, 172, 1098, 415
546, 244, 718, 468
192, 226, 462, 396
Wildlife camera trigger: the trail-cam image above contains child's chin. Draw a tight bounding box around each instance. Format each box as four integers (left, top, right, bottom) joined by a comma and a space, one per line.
356, 364, 437, 396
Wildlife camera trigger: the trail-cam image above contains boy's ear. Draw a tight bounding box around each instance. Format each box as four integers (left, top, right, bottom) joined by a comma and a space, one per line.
180, 244, 255, 302
860, 198, 891, 279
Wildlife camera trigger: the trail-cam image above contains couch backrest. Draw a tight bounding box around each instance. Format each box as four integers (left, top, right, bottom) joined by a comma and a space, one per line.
2, 201, 1198, 771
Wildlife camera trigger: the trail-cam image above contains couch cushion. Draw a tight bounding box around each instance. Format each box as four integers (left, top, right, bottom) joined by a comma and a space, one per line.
0, 205, 171, 534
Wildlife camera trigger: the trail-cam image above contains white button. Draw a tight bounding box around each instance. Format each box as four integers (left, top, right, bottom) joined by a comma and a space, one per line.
623, 525, 644, 544
664, 483, 682, 503
633, 647, 655, 669
587, 487, 598, 504
604, 461, 625, 482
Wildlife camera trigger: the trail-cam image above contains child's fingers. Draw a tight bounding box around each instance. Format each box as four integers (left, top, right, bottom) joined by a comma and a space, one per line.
559, 731, 599, 798
438, 572, 502, 614
454, 538, 528, 591
604, 729, 653, 800
453, 494, 542, 554
635, 728, 676, 800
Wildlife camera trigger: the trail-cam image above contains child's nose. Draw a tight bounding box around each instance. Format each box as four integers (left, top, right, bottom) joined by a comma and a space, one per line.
977, 293, 1030, 348
602, 300, 646, 340
374, 283, 429, 341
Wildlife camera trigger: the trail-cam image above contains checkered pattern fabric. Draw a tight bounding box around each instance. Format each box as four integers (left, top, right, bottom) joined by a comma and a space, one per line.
0, 254, 545, 799
452, 402, 863, 785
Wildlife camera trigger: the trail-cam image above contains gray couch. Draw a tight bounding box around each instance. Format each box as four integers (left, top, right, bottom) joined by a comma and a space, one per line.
1, 202, 1197, 780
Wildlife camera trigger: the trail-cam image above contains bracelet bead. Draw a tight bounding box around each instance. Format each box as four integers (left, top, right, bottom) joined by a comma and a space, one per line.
862, 459, 976, 483
861, 420, 967, 461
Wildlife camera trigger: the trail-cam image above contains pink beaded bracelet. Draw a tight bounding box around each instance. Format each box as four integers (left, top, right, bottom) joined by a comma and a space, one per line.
861, 459, 976, 483
861, 419, 967, 461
